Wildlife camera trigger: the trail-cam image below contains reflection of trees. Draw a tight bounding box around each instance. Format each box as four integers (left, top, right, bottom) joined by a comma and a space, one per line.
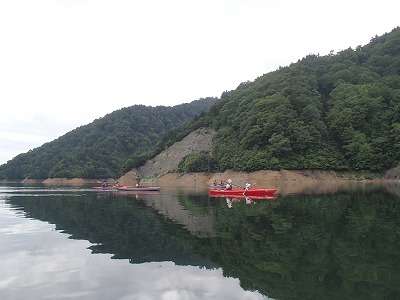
275, 180, 400, 197
205, 191, 400, 299
8, 193, 216, 268
7, 189, 400, 299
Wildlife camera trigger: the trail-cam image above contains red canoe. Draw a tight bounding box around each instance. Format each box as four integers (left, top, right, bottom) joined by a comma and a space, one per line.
93, 186, 120, 191
208, 185, 226, 190
209, 188, 277, 198
117, 186, 162, 192
93, 186, 161, 192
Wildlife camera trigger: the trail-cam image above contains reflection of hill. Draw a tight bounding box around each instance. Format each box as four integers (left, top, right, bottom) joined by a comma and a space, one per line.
142, 193, 215, 238
6, 187, 400, 300
275, 180, 400, 197
206, 190, 400, 299
379, 181, 400, 197
7, 193, 217, 268
106, 190, 216, 237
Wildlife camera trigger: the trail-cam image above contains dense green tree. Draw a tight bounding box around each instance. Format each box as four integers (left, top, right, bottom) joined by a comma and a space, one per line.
178, 151, 217, 173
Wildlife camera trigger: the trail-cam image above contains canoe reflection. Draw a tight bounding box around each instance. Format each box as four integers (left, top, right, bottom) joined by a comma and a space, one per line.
224, 195, 277, 208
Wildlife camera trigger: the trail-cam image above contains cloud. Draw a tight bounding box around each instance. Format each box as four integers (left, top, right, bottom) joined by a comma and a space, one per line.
0, 114, 80, 164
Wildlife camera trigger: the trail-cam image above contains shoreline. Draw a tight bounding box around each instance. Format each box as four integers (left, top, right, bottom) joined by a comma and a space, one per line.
1, 170, 399, 196
1, 168, 398, 187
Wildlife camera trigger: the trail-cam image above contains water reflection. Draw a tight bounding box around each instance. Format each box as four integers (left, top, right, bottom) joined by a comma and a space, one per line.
1, 183, 400, 299
272, 180, 400, 196
0, 203, 266, 300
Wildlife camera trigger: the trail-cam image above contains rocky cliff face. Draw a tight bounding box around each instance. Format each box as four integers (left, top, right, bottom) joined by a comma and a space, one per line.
136, 127, 215, 178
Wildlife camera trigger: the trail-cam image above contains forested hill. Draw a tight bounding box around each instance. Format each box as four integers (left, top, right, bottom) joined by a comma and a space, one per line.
0, 98, 217, 179
2, 27, 400, 180
167, 27, 400, 174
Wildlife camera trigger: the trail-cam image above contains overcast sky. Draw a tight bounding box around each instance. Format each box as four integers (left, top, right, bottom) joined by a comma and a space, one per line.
0, 0, 398, 165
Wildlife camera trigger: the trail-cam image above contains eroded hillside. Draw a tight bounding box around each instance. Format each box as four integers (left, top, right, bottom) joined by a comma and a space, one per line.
121, 127, 215, 181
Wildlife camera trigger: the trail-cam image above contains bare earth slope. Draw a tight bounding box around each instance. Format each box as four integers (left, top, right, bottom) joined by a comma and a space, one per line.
138, 127, 215, 177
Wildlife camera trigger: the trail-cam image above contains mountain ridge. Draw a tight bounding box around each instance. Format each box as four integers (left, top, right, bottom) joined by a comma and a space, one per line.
2, 26, 400, 180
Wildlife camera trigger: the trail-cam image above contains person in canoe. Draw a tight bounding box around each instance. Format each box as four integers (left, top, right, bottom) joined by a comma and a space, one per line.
101, 180, 107, 188
244, 182, 251, 191
225, 179, 233, 190
115, 181, 120, 187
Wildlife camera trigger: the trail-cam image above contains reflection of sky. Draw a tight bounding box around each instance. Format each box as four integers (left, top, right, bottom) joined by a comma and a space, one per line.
0, 201, 269, 300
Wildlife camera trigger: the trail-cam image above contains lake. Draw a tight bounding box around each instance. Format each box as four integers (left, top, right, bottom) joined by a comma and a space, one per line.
1, 182, 399, 300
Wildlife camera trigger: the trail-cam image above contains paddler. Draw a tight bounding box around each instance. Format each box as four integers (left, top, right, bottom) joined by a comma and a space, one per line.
225, 179, 233, 190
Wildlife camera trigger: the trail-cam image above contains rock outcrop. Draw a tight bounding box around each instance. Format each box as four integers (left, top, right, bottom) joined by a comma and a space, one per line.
135, 127, 215, 178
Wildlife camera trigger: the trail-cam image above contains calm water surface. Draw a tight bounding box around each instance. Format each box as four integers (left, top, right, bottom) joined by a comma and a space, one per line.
0, 182, 399, 300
